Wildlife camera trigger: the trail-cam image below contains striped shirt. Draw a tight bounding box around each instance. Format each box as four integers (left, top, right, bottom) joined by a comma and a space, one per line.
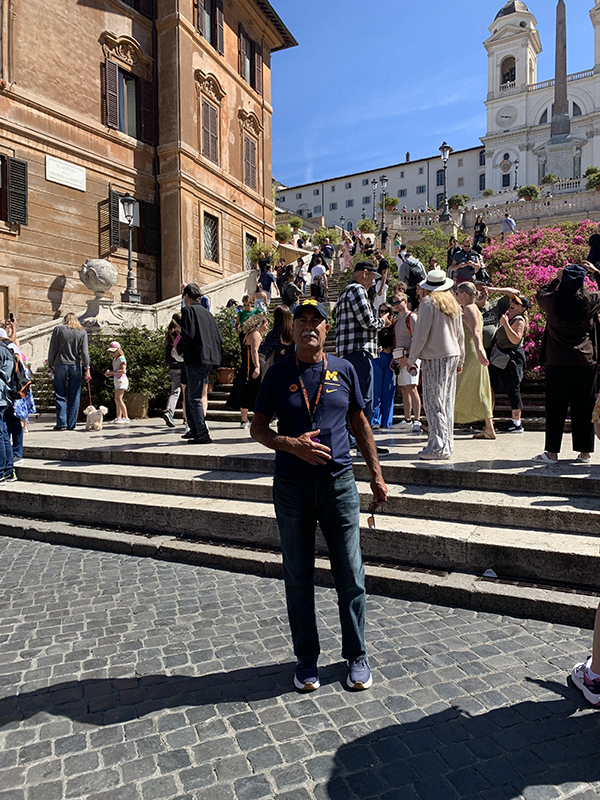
335, 281, 385, 359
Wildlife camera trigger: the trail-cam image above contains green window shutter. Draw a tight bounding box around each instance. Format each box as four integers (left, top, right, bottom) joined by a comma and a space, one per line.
6, 157, 28, 226
109, 189, 120, 249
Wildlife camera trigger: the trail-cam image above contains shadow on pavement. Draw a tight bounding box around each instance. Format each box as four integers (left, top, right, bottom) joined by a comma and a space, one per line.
326, 679, 600, 799
0, 661, 348, 728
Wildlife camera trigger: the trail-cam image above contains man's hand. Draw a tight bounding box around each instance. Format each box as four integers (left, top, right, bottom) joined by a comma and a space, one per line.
370, 474, 388, 512
291, 430, 332, 465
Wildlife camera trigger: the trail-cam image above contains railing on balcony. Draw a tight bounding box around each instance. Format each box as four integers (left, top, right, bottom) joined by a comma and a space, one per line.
527, 69, 595, 92
553, 178, 582, 193
499, 81, 516, 92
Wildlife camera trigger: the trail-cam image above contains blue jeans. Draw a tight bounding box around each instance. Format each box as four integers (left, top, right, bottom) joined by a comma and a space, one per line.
273, 471, 366, 662
344, 350, 374, 425
372, 352, 395, 428
185, 362, 210, 439
54, 364, 82, 429
6, 406, 23, 460
0, 407, 13, 476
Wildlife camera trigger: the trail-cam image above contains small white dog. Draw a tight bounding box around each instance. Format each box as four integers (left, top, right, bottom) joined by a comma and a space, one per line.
83, 405, 108, 431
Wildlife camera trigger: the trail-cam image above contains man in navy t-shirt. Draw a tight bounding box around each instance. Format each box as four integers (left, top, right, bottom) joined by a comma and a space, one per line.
251, 299, 388, 693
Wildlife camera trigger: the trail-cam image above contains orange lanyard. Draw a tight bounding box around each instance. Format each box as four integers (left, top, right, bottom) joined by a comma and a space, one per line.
296, 355, 327, 428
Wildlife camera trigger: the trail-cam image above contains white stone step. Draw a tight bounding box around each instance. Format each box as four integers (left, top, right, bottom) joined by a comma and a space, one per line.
4, 467, 600, 588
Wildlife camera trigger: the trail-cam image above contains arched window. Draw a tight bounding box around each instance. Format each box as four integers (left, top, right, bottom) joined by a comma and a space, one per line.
500, 56, 516, 86
539, 109, 548, 125
436, 169, 444, 187
479, 174, 486, 192
436, 193, 444, 210
573, 102, 582, 118
479, 151, 486, 167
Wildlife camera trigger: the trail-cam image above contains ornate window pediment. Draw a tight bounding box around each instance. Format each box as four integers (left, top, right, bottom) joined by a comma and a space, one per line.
194, 70, 227, 103
238, 109, 263, 138
102, 32, 152, 78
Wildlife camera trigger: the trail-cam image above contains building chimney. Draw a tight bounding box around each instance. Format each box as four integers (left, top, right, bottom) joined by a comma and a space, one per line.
406, 152, 411, 162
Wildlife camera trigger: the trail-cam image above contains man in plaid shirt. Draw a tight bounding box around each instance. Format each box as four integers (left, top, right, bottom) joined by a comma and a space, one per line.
336, 261, 392, 426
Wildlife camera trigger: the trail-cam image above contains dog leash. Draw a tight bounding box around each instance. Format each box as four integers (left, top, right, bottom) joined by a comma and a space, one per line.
87, 375, 92, 407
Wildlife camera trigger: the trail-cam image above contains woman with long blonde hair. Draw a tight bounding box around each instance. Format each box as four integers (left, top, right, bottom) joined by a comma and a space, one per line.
46, 311, 90, 431
455, 282, 495, 440
397, 270, 465, 460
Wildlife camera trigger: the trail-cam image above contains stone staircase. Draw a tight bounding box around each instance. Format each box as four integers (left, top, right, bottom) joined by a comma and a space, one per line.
0, 420, 597, 628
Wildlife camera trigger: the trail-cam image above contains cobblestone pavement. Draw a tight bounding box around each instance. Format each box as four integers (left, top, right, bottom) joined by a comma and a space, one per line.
0, 538, 599, 800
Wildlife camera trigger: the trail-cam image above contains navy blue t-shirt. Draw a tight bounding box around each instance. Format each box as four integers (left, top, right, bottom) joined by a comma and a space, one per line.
254, 354, 364, 480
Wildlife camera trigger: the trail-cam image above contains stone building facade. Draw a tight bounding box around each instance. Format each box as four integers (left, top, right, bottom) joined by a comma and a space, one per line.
0, 0, 295, 327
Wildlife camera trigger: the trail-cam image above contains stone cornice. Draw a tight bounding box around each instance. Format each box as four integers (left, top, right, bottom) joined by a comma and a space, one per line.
194, 70, 227, 103
102, 31, 153, 79
238, 109, 263, 137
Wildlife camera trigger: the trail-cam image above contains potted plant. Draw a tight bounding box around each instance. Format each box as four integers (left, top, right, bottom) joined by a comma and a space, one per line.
357, 218, 376, 233
541, 173, 558, 186
312, 227, 341, 246
247, 241, 277, 269
381, 196, 400, 210
215, 306, 241, 385
584, 166, 600, 178
517, 185, 541, 201
289, 216, 303, 232
482, 188, 495, 197
448, 194, 470, 210
586, 172, 600, 191
275, 224, 293, 244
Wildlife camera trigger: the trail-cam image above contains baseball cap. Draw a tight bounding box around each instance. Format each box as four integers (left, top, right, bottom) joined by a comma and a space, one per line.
354, 260, 382, 279
293, 299, 329, 322
107, 341, 121, 352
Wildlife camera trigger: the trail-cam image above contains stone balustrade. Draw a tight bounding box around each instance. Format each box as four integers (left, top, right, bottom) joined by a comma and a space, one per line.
19, 269, 258, 371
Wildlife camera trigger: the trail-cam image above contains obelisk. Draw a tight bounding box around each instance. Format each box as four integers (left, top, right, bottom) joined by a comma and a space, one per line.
535, 0, 584, 178
551, 0, 570, 139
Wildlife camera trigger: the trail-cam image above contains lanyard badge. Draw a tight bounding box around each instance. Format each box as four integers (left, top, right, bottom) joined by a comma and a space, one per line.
296, 355, 327, 441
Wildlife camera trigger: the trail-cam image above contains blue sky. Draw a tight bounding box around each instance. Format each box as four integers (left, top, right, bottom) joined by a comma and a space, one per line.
270, 0, 597, 187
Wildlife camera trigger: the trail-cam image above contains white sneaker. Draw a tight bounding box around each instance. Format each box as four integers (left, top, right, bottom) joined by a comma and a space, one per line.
372, 423, 380, 430
392, 419, 412, 429
412, 421, 422, 433
240, 421, 250, 429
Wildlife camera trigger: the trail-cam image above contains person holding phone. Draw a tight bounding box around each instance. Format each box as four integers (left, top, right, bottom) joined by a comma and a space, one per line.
251, 300, 387, 694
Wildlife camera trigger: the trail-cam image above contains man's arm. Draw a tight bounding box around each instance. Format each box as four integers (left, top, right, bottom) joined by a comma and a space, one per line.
251, 412, 332, 465
349, 409, 388, 508
352, 286, 385, 331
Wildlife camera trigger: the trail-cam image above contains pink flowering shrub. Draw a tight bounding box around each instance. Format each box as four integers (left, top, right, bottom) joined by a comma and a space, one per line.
482, 219, 597, 376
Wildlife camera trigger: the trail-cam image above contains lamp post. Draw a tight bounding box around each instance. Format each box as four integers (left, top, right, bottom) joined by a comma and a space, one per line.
439, 141, 453, 222
361, 207, 366, 220
120, 193, 141, 304
340, 215, 345, 231
379, 174, 388, 236
371, 177, 378, 223
514, 158, 520, 191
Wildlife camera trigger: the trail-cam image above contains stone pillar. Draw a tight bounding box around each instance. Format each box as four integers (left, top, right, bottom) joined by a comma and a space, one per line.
551, 0, 571, 138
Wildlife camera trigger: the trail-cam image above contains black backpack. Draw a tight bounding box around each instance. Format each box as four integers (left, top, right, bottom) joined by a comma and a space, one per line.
0, 342, 31, 400
406, 258, 424, 288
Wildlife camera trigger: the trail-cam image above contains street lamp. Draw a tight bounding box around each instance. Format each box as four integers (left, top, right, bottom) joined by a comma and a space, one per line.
361, 207, 366, 220
120, 193, 141, 304
514, 158, 520, 191
340, 215, 345, 231
439, 141, 453, 222
371, 178, 378, 222
379, 174, 388, 235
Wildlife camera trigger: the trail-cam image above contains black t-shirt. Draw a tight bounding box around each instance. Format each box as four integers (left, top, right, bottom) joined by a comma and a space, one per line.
378, 326, 394, 349
254, 355, 364, 480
